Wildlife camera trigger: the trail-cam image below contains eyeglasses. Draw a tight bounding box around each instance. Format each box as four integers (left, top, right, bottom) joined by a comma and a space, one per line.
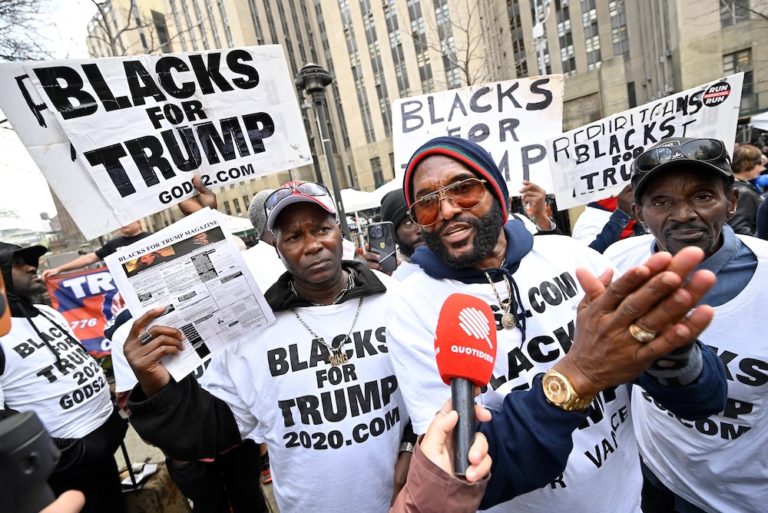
264, 182, 330, 215
408, 178, 487, 227
635, 139, 728, 173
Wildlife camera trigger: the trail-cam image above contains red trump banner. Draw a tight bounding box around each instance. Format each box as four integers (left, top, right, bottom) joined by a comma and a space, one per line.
46, 266, 123, 356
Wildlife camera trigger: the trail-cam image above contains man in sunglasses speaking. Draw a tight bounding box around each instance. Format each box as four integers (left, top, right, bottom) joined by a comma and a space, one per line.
385, 136, 727, 511
604, 137, 768, 513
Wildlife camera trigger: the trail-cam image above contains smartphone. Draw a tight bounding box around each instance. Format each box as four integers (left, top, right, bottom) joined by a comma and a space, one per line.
367, 221, 397, 274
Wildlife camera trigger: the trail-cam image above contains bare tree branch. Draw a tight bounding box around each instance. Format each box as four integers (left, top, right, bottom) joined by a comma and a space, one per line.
87, 0, 211, 57
0, 0, 51, 61
398, 0, 500, 88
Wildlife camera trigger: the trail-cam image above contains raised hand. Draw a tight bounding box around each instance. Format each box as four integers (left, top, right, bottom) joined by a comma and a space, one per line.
123, 306, 185, 396
558, 246, 716, 399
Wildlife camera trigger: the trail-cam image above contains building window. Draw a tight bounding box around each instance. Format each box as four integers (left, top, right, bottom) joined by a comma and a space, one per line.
723, 49, 753, 114
243, 195, 249, 208
224, 201, 232, 215
508, 0, 528, 77
163, 3, 184, 50
609, 1, 629, 57
581, 0, 600, 69
721, 0, 750, 27
362, 0, 392, 137
233, 198, 242, 214
556, 0, 575, 75
247, 0, 265, 44
151, 11, 171, 53
204, 0, 221, 48
627, 81, 637, 108
564, 93, 601, 130
371, 156, 384, 188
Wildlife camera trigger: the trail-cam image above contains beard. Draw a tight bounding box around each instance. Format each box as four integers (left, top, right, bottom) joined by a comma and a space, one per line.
422, 200, 504, 269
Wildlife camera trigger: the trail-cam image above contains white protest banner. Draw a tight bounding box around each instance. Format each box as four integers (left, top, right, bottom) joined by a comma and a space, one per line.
547, 73, 744, 210
392, 76, 564, 192
0, 65, 121, 239
0, 46, 311, 238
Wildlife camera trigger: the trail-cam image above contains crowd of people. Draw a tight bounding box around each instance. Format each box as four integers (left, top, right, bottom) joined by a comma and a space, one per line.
1, 134, 766, 513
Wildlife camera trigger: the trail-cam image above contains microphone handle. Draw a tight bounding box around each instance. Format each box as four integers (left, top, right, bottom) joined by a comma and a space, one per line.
451, 378, 474, 477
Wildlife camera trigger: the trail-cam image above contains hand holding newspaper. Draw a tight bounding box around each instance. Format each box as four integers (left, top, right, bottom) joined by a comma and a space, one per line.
105, 208, 275, 380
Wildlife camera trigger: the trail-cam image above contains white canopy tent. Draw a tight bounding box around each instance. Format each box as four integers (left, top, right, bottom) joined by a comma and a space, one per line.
750, 111, 768, 131
220, 213, 253, 234
339, 178, 402, 213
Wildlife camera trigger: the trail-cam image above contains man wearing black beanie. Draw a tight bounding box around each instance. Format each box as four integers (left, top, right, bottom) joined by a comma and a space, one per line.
380, 189, 425, 280
385, 135, 727, 511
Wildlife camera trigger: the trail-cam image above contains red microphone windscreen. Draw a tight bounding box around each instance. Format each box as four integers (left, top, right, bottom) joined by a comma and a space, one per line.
434, 293, 497, 386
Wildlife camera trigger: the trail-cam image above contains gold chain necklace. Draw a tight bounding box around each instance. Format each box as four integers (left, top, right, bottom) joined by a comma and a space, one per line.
484, 272, 516, 330
292, 297, 364, 366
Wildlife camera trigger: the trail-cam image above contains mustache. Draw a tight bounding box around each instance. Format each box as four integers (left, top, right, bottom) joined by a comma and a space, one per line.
664, 222, 709, 235
434, 215, 481, 236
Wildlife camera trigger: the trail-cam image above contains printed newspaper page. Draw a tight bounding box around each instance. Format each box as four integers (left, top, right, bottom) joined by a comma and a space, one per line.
105, 208, 275, 380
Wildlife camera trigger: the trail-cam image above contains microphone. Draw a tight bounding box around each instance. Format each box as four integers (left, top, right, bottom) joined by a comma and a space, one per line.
434, 293, 497, 476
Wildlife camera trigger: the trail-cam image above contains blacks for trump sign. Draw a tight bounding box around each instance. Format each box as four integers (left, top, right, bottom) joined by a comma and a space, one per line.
547, 73, 743, 209
0, 46, 311, 238
392, 76, 564, 193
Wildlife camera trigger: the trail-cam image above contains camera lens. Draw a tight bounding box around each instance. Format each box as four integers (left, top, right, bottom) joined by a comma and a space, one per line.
370, 226, 382, 238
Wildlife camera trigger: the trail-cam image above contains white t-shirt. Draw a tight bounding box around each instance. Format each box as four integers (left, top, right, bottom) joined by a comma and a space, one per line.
0, 306, 113, 438
200, 271, 406, 513
391, 259, 420, 281
241, 242, 287, 292
572, 206, 612, 244
109, 313, 211, 394
606, 234, 768, 513
387, 236, 643, 513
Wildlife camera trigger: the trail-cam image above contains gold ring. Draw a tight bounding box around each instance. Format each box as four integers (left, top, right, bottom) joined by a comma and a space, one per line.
629, 323, 656, 343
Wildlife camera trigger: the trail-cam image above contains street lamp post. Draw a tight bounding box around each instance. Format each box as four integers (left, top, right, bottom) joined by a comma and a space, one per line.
295, 63, 351, 239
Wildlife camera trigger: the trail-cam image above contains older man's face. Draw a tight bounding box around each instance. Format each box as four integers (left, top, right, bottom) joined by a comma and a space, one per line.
274, 202, 343, 288
634, 168, 736, 258
411, 155, 503, 268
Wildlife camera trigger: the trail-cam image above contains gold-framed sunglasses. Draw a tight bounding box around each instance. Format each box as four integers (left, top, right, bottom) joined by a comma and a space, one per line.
408, 178, 487, 227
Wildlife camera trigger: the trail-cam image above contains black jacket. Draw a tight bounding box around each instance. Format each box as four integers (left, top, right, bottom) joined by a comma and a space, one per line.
729, 180, 762, 236
127, 261, 387, 460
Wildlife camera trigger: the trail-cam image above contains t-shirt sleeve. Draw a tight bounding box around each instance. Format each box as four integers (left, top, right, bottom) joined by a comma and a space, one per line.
386, 283, 448, 434
94, 240, 115, 260
109, 322, 138, 393
199, 348, 260, 440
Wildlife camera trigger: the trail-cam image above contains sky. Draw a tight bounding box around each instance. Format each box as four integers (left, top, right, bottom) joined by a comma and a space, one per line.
1, 0, 96, 226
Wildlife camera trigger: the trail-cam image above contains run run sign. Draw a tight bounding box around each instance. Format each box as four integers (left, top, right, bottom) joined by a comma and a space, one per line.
0, 46, 311, 238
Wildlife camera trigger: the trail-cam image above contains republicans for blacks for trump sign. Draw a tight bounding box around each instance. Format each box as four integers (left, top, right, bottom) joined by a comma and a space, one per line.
546, 73, 743, 210
0, 46, 311, 238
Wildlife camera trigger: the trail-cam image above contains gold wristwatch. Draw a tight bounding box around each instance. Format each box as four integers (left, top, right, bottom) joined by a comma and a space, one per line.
542, 368, 594, 412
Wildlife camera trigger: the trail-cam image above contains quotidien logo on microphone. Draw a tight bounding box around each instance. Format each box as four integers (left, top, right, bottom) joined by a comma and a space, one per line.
448, 306, 494, 363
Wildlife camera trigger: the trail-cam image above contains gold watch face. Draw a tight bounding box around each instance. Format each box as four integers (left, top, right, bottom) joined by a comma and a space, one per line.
544, 373, 570, 404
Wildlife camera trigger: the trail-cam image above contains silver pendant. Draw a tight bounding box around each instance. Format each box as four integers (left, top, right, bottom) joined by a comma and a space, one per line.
328, 351, 349, 367
501, 312, 517, 330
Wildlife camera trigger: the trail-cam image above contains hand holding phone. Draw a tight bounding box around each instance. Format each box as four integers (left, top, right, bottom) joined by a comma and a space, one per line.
366, 222, 397, 274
